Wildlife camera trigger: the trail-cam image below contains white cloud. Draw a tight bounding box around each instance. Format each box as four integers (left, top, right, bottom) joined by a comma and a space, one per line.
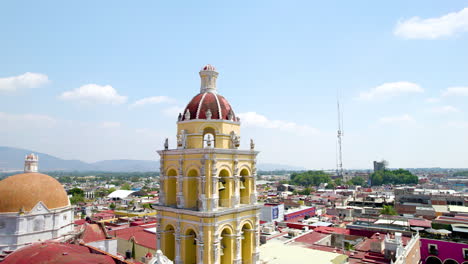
0, 72, 49, 93
358, 82, 423, 100
238, 112, 319, 134
394, 7, 468, 39
430, 105, 459, 114
0, 112, 56, 131
425, 97, 440, 103
130, 96, 175, 108
59, 84, 127, 104
447, 121, 468, 128
100, 121, 121, 128
162, 106, 184, 117
442, 86, 468, 97
379, 114, 414, 124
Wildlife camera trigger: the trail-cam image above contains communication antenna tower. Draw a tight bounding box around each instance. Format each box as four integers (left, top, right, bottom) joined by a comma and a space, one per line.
336, 93, 344, 179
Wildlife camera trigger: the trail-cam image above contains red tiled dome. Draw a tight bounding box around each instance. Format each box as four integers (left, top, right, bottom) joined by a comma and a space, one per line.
180, 92, 237, 121
201, 64, 216, 71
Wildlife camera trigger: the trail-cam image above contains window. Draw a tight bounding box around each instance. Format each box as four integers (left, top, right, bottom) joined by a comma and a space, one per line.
463, 248, 468, 260
428, 244, 438, 255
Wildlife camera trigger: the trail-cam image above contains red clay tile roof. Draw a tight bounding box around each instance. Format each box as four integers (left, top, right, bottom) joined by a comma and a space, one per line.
2, 242, 116, 264
408, 219, 432, 228
113, 224, 156, 250
314, 226, 350, 235
293, 231, 329, 244
81, 224, 107, 243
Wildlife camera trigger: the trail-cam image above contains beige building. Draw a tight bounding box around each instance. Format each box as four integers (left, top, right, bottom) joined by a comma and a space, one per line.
155, 65, 261, 264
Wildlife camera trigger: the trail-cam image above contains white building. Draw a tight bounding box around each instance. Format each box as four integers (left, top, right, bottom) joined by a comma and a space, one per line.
0, 154, 74, 252
261, 203, 285, 223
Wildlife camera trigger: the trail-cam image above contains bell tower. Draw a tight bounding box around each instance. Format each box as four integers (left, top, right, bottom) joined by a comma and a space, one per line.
156, 65, 261, 264
24, 153, 38, 173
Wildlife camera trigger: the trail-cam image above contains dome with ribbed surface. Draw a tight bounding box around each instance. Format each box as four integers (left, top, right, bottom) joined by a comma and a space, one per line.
181, 92, 238, 121
0, 172, 70, 213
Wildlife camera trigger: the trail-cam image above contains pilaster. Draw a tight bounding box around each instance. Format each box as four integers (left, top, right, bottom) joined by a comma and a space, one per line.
175, 225, 182, 264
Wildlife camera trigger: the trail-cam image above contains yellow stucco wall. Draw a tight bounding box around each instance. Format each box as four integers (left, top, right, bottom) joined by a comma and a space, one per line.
117, 238, 156, 263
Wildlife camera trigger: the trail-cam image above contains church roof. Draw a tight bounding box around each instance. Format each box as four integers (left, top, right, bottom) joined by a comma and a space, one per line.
0, 172, 70, 213
1, 242, 117, 264
181, 92, 237, 121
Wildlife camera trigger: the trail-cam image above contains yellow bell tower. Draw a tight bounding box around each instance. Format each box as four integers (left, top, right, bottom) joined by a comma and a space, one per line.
156, 65, 261, 264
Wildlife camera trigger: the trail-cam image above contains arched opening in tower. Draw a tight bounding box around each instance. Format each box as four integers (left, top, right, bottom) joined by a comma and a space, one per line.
203, 127, 216, 148
220, 227, 233, 264
241, 222, 254, 263
165, 169, 177, 207
183, 229, 197, 264
185, 169, 199, 209
218, 169, 232, 208
239, 168, 251, 204
162, 224, 175, 261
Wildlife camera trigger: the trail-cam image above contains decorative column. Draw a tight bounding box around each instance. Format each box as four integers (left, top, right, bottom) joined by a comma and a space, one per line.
233, 158, 240, 208
197, 241, 205, 264
199, 158, 206, 211
211, 176, 219, 211
233, 231, 242, 264
211, 157, 219, 211
177, 157, 185, 208
213, 238, 221, 264
250, 159, 258, 205
197, 229, 205, 264
253, 219, 260, 263
159, 159, 165, 205
174, 226, 182, 264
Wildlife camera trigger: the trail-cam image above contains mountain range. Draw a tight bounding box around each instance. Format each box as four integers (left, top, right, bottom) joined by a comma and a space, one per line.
0, 146, 304, 172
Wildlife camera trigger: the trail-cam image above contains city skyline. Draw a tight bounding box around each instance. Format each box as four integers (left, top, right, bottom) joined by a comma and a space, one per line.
2, 1, 468, 169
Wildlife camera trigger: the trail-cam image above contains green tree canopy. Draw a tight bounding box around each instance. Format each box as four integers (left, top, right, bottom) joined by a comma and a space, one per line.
370, 169, 417, 186
70, 194, 84, 204
68, 187, 84, 196
120, 183, 132, 190
380, 205, 397, 216
290, 171, 332, 187
347, 176, 366, 186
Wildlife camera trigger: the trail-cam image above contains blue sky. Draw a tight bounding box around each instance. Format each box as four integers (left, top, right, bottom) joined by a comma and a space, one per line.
1, 1, 468, 169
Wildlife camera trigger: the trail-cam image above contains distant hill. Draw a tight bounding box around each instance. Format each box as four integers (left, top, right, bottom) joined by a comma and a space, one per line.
256, 163, 306, 171
0, 146, 157, 172
0, 146, 301, 172
0, 146, 94, 171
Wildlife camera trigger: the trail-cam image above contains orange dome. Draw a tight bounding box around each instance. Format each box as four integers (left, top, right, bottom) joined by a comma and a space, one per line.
0, 172, 70, 213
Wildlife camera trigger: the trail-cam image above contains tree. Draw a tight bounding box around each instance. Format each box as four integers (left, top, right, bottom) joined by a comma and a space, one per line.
290, 171, 332, 187
380, 205, 397, 216
70, 194, 84, 204
142, 203, 152, 209
294, 187, 312, 195
109, 203, 116, 210
347, 176, 366, 186
334, 178, 343, 186
69, 187, 84, 196
95, 188, 109, 198
370, 169, 417, 186
121, 183, 131, 190
107, 187, 116, 194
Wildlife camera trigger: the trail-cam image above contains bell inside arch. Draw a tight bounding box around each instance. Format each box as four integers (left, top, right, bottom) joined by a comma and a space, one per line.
218, 181, 225, 191
239, 181, 246, 190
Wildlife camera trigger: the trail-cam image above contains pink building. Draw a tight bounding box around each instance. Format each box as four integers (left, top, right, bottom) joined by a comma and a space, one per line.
420, 238, 468, 264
